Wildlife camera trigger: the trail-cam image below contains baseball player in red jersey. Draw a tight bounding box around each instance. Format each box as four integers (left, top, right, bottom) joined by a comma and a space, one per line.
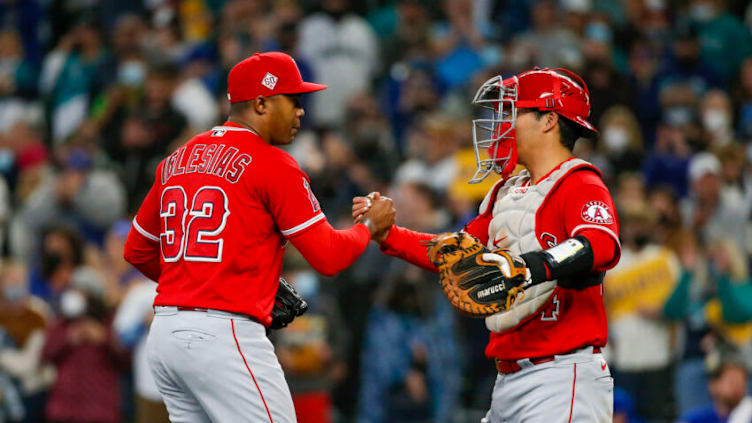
354, 68, 621, 422
123, 52, 395, 423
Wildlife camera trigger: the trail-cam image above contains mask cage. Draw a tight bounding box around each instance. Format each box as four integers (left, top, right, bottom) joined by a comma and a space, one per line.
469, 75, 518, 183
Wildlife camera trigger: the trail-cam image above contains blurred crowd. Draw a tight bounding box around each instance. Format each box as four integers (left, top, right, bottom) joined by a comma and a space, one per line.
1, 0, 752, 422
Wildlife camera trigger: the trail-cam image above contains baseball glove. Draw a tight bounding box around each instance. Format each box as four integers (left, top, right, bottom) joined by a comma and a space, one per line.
425, 232, 530, 317
270, 277, 309, 330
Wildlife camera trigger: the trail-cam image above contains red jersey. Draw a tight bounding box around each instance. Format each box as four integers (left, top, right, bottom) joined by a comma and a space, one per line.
128, 122, 332, 325
479, 160, 620, 360
379, 158, 620, 360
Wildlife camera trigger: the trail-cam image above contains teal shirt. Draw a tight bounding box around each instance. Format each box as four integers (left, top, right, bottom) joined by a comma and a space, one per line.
696, 13, 752, 79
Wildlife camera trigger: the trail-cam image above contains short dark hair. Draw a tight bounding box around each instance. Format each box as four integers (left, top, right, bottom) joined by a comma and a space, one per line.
534, 110, 582, 150
229, 100, 254, 115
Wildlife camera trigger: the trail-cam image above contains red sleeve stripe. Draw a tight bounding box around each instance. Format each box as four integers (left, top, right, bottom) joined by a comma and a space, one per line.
280, 213, 325, 237
570, 224, 620, 247
132, 217, 159, 242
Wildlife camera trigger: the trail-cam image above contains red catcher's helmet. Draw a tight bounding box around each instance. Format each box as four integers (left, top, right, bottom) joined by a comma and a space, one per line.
469, 68, 597, 183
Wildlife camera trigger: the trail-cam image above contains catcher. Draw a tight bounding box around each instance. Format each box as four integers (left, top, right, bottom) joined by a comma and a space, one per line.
354, 68, 620, 422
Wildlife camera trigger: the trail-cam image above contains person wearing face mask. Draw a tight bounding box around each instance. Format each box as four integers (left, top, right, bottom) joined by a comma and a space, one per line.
700, 90, 734, 148
271, 251, 350, 423
596, 106, 645, 177
0, 260, 54, 423
652, 21, 724, 104
688, 0, 752, 79
42, 276, 129, 423
681, 152, 749, 254
602, 207, 682, 422
357, 266, 461, 423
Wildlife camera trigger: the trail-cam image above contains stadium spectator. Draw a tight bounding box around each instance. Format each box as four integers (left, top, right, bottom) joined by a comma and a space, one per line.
274, 250, 350, 423
676, 348, 752, 423
42, 271, 129, 423
0, 260, 54, 423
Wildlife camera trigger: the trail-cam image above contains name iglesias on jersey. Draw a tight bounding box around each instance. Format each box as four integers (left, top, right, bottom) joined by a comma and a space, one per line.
161, 143, 252, 185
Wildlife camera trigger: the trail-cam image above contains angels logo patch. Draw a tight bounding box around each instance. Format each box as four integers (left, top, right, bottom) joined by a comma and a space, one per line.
581, 201, 613, 224
302, 178, 321, 213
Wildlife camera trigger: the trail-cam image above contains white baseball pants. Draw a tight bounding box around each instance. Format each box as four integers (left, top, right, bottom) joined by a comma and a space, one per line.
146, 306, 296, 423
482, 347, 613, 422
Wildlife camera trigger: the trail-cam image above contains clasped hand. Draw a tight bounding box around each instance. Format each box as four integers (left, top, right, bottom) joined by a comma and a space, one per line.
352, 192, 395, 243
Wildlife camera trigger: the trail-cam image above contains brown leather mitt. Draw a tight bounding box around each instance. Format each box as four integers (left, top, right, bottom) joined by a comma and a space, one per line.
425, 232, 530, 317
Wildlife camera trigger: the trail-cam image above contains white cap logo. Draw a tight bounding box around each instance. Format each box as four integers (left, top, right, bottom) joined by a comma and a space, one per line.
262, 72, 278, 90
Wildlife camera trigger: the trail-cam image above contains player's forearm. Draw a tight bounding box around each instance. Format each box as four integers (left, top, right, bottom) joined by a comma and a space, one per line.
123, 231, 161, 281
290, 221, 371, 277
379, 225, 438, 272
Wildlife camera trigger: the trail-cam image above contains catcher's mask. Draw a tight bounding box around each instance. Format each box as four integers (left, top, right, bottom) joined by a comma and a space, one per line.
469, 68, 598, 183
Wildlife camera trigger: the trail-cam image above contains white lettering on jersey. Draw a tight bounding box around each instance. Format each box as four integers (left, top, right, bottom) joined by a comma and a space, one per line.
540, 232, 557, 248
162, 143, 252, 184
540, 294, 560, 321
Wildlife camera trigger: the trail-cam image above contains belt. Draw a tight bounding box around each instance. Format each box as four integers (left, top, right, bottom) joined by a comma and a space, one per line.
154, 306, 260, 323
495, 347, 601, 375
176, 306, 209, 312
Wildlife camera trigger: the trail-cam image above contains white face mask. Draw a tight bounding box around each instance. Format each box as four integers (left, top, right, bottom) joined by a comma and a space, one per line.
60, 290, 87, 319
602, 127, 630, 153
702, 109, 729, 132
118, 60, 146, 86
690, 2, 716, 22
2, 284, 27, 303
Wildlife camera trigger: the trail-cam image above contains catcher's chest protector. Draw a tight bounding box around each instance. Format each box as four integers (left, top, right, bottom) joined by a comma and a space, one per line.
481, 158, 591, 332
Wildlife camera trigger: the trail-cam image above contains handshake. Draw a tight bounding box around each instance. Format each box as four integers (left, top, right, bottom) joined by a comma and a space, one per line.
352, 192, 395, 243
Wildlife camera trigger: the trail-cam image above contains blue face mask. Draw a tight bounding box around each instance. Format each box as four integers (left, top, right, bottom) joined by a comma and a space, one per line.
664, 106, 693, 127
0, 149, 15, 174
2, 284, 27, 303
118, 61, 146, 87
293, 271, 319, 299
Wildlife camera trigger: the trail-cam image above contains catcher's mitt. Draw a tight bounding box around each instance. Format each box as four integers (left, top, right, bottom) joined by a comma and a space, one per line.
425, 232, 530, 317
270, 277, 309, 330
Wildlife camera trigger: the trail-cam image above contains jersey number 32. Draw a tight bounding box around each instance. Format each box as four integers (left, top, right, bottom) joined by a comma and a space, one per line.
160, 186, 229, 262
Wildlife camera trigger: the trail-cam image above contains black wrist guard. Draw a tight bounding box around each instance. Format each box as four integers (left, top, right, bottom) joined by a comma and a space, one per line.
521, 236, 594, 285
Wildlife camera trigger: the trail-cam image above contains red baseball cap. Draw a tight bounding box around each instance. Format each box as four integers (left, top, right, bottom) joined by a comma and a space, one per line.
227, 52, 327, 104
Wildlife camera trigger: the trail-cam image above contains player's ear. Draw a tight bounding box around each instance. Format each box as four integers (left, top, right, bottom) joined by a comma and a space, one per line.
542, 112, 558, 133
253, 95, 267, 115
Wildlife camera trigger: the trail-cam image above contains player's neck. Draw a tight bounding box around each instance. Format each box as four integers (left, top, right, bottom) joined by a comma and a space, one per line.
228, 115, 268, 143
525, 146, 573, 184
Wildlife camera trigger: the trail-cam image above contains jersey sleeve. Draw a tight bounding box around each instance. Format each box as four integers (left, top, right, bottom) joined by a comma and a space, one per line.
379, 225, 438, 272
561, 171, 621, 269
463, 213, 492, 245
124, 162, 163, 281
260, 153, 325, 238
289, 220, 371, 276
